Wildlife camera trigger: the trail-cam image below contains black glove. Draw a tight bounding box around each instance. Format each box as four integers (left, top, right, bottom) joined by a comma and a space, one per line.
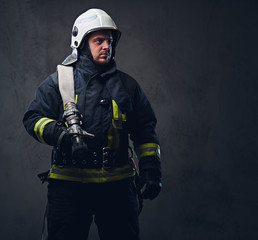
42, 121, 71, 151
54, 122, 72, 153
55, 122, 90, 161
137, 168, 162, 200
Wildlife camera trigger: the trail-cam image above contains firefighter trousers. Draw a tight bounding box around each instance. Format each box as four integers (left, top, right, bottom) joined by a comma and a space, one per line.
41, 177, 140, 240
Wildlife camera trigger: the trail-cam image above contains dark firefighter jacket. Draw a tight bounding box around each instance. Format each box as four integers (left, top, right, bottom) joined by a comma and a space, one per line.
23, 54, 161, 183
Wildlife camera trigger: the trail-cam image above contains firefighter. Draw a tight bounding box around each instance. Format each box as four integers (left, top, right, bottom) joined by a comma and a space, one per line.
23, 8, 161, 240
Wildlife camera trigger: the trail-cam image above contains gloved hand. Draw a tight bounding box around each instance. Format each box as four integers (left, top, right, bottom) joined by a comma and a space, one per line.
137, 169, 162, 200
55, 122, 89, 161
43, 120, 72, 152
54, 122, 72, 153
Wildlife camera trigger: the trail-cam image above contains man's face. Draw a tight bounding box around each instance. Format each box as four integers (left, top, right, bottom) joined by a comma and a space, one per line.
88, 30, 113, 65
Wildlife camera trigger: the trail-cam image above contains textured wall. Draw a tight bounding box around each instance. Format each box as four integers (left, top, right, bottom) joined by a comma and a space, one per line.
1, 0, 258, 239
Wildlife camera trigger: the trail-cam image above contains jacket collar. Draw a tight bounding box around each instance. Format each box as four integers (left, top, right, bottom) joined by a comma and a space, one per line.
74, 54, 133, 112
74, 53, 117, 76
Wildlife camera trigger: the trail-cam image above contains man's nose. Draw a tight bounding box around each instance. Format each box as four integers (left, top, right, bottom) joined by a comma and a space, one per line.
102, 40, 111, 49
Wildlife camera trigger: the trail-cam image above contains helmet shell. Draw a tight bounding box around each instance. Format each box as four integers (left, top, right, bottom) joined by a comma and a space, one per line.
71, 8, 121, 49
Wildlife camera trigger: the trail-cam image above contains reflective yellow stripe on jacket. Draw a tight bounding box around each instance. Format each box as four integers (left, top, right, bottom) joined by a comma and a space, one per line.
34, 118, 55, 143
112, 100, 126, 129
48, 164, 135, 183
107, 126, 120, 149
107, 100, 127, 149
136, 143, 160, 160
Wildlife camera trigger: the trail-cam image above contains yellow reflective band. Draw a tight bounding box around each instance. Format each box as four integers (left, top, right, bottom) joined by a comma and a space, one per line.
39, 119, 55, 143
34, 118, 46, 142
112, 119, 117, 129
112, 100, 126, 124
139, 151, 160, 159
107, 124, 120, 149
50, 164, 134, 175
112, 119, 122, 130
34, 118, 55, 143
136, 143, 160, 160
48, 164, 135, 183
112, 100, 119, 120
107, 100, 127, 148
122, 113, 126, 121
139, 143, 160, 149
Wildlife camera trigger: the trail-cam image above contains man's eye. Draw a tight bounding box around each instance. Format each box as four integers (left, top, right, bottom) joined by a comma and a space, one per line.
95, 39, 103, 44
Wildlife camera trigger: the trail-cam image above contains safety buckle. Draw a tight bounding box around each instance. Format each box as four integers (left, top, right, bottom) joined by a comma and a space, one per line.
102, 147, 112, 169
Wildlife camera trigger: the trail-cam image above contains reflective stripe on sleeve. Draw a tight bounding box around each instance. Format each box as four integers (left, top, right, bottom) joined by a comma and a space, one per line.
34, 118, 55, 143
135, 143, 160, 160
48, 164, 135, 183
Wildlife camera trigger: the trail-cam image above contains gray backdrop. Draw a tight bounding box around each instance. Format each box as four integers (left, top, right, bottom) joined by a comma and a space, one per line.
1, 0, 258, 239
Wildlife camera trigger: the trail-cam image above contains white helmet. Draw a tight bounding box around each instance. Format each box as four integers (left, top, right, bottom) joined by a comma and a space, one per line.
71, 8, 121, 48
62, 8, 121, 65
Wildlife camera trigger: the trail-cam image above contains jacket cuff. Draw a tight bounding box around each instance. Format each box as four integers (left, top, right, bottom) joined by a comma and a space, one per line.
43, 121, 65, 146
138, 155, 161, 173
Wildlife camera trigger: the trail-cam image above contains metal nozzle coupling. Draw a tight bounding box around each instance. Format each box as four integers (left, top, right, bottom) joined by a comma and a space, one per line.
63, 102, 95, 162
63, 101, 95, 138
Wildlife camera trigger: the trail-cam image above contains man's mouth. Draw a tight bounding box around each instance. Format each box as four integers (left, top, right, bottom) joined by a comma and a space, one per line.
99, 52, 109, 58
